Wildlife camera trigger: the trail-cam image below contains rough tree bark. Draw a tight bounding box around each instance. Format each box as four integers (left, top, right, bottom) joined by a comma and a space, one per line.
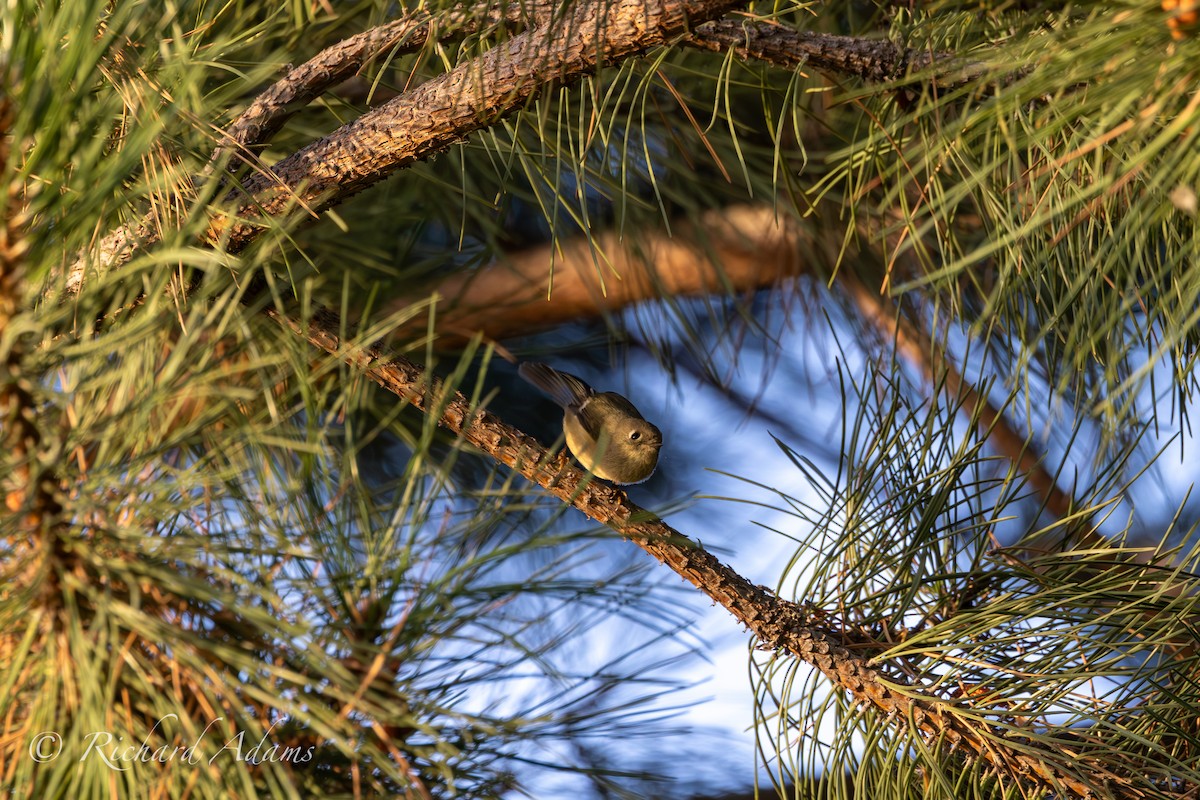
64, 3, 964, 294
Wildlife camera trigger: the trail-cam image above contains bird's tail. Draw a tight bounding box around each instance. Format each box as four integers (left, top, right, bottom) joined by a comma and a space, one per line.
518, 362, 592, 408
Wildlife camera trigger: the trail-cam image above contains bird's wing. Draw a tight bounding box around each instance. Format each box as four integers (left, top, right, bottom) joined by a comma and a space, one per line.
575, 392, 644, 441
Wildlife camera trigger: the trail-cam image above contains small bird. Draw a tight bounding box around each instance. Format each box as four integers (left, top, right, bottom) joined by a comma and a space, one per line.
518, 361, 663, 485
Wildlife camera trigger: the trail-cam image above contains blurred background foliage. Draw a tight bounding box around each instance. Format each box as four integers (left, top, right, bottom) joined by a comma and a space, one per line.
3, 0, 1200, 797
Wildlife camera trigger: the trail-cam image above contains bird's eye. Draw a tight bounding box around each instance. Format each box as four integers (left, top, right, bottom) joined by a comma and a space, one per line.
629, 431, 641, 441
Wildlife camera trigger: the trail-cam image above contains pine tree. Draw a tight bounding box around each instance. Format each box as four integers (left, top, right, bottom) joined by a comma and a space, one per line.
3, 1, 1200, 798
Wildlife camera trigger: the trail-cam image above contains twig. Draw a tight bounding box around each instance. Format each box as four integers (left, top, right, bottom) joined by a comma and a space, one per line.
687, 19, 961, 84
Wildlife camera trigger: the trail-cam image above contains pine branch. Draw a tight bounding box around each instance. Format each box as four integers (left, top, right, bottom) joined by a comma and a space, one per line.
210, 0, 756, 252
264, 298, 1167, 800
64, 3, 979, 295
686, 18, 961, 84
70, 1, 554, 293
65, 0, 751, 292
210, 0, 556, 169
387, 204, 823, 342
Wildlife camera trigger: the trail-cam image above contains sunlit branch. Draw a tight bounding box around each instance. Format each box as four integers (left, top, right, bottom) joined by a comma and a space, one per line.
66, 2, 553, 293
686, 18, 964, 84
387, 204, 821, 341
210, 1, 557, 170
65, 2, 984, 295
64, 0, 749, 294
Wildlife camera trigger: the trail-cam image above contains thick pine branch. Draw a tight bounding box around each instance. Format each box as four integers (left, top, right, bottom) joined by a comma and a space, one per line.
66, 2, 970, 292
387, 205, 821, 341
68, 0, 750, 289
210, 0, 745, 251
70, 1, 556, 292
210, 0, 556, 168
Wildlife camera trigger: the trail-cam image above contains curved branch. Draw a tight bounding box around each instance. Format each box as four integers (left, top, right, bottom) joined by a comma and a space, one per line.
266, 296, 1157, 800
211, 0, 555, 168
67, 4, 979, 293
70, 2, 553, 293
67, 0, 751, 293
212, 0, 750, 252
391, 204, 821, 341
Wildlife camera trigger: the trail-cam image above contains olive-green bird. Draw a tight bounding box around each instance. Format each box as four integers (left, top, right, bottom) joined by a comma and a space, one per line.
519, 361, 663, 485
